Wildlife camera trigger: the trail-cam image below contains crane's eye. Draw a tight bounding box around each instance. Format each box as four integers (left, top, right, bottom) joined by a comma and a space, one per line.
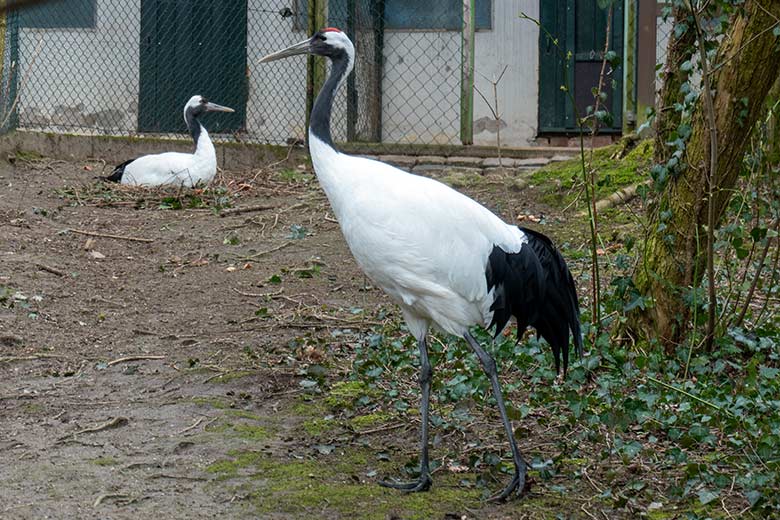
200, 98, 208, 104
315, 33, 326, 41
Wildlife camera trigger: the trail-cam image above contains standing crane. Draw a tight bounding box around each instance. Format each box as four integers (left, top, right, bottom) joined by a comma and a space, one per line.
103, 95, 233, 187
260, 29, 582, 500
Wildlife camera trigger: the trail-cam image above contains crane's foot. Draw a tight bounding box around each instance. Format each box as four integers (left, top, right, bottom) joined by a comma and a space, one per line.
378, 474, 432, 493
487, 470, 530, 502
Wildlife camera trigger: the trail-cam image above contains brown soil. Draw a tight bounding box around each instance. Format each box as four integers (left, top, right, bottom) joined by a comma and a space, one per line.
0, 154, 594, 519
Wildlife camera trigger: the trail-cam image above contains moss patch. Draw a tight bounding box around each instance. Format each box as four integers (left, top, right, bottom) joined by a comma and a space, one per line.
224, 409, 263, 421
325, 381, 379, 410
90, 456, 119, 467
531, 139, 653, 208
207, 448, 482, 519
349, 412, 392, 431
12, 149, 44, 161
206, 370, 254, 384
192, 396, 232, 409
302, 418, 337, 436
204, 420, 271, 442
440, 170, 485, 189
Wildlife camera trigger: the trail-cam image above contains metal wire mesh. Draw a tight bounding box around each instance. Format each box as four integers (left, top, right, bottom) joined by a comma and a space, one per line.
0, 0, 465, 147
655, 7, 674, 97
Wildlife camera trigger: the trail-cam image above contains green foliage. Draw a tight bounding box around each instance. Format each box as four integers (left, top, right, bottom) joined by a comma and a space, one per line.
351, 316, 780, 514
531, 140, 653, 207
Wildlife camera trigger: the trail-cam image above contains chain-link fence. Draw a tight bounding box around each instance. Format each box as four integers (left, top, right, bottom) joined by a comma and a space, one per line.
0, 0, 470, 147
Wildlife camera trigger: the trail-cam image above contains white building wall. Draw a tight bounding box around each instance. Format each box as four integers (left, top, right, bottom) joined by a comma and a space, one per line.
17, 0, 140, 133
246, 2, 307, 143
14, 0, 544, 146
473, 0, 539, 146
381, 31, 462, 144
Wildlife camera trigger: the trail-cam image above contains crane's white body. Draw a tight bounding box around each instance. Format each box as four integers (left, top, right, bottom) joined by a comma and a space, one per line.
120, 128, 216, 187
109, 95, 232, 187
260, 28, 581, 500
310, 134, 527, 340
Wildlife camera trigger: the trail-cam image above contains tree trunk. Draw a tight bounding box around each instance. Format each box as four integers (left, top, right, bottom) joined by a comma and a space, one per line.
653, 6, 695, 165
629, 0, 780, 348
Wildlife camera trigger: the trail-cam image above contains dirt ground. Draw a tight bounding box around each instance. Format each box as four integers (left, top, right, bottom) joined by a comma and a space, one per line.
0, 153, 591, 519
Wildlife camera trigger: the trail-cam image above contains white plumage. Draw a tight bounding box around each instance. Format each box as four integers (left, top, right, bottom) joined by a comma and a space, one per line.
310, 135, 526, 340
104, 95, 233, 187
261, 28, 582, 501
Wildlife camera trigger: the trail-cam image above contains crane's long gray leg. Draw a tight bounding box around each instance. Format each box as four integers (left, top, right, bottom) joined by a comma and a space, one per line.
464, 331, 528, 500
379, 337, 433, 492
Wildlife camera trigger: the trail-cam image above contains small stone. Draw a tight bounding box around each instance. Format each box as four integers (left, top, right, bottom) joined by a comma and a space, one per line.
511, 178, 530, 191
378, 154, 417, 167
88, 250, 106, 260
515, 157, 551, 167
445, 167, 482, 176
415, 155, 446, 165
446, 156, 483, 167
483, 167, 516, 177
412, 164, 446, 175
482, 157, 515, 167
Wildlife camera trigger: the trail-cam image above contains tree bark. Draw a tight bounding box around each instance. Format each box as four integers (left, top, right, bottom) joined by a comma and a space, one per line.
629, 0, 780, 348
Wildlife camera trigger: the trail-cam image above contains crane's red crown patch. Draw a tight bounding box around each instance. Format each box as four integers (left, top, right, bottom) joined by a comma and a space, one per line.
321, 27, 342, 33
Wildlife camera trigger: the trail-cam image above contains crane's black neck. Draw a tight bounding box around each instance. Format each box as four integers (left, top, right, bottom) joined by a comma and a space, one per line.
184, 107, 203, 149
310, 49, 351, 147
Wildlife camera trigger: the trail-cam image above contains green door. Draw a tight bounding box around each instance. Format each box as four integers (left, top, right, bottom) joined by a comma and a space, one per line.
139, 0, 247, 133
538, 0, 623, 133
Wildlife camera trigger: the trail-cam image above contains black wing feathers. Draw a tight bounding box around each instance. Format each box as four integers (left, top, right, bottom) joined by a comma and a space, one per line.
486, 226, 582, 374
101, 158, 136, 182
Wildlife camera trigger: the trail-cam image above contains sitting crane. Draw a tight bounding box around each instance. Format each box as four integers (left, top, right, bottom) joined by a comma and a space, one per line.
260, 29, 582, 501
103, 95, 233, 187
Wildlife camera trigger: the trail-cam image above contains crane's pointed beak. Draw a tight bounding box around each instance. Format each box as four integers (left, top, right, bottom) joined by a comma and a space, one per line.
258, 37, 312, 63
205, 102, 234, 113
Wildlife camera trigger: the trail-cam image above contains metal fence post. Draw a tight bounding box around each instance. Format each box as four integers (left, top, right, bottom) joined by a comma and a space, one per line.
346, 0, 356, 141
0, 6, 19, 133
623, 0, 638, 134
306, 0, 327, 144
371, 0, 385, 143
460, 0, 475, 145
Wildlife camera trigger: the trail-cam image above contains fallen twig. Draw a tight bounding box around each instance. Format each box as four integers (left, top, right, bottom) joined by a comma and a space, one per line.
148, 473, 208, 481
93, 493, 130, 508
35, 263, 66, 277
57, 417, 129, 443
646, 376, 733, 417
0, 353, 63, 363
63, 229, 154, 243
354, 422, 406, 435
232, 287, 284, 298
73, 417, 129, 435
218, 204, 276, 218
576, 180, 652, 217
106, 355, 166, 367
239, 241, 292, 260
175, 417, 205, 435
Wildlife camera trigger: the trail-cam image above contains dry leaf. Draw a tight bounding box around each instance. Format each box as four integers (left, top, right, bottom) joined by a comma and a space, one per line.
447, 463, 469, 473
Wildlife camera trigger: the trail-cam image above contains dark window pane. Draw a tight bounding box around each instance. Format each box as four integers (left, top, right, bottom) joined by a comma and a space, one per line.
19, 0, 97, 29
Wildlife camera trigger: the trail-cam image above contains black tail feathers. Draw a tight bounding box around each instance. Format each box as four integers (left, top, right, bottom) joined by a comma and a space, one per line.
100, 158, 134, 183
486, 227, 582, 375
